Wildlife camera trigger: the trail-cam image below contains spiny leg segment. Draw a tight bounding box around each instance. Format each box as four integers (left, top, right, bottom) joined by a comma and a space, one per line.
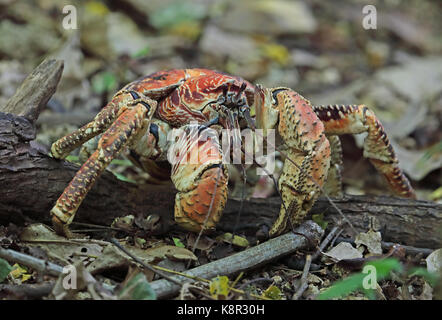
51, 91, 145, 159
313, 104, 415, 198
50, 93, 157, 236
271, 90, 331, 237
323, 135, 343, 197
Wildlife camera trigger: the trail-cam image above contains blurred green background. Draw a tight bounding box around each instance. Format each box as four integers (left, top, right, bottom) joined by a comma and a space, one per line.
0, 0, 441, 200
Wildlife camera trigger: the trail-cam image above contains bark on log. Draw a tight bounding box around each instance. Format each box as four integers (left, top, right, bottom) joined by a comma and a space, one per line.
0, 59, 440, 250
0, 111, 175, 228
221, 195, 442, 249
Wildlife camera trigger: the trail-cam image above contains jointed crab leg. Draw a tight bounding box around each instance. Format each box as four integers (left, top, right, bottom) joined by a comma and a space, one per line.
169, 124, 228, 233
323, 135, 343, 197
313, 104, 415, 198
51, 96, 156, 236
270, 90, 331, 237
50, 91, 145, 159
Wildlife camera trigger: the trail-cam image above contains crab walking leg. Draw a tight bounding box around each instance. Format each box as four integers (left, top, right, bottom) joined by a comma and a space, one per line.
271, 90, 331, 237
323, 135, 344, 197
313, 104, 415, 198
169, 125, 228, 232
50, 90, 146, 159
51, 98, 156, 236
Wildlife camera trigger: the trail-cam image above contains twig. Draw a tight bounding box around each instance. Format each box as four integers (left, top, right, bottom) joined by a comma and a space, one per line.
71, 222, 125, 232
288, 225, 342, 300
0, 247, 63, 277
0, 282, 54, 299
153, 265, 266, 300
292, 254, 312, 300
0, 246, 115, 295
21, 238, 111, 246
149, 221, 323, 299
312, 225, 343, 261
237, 277, 274, 291
334, 237, 435, 257
108, 238, 183, 286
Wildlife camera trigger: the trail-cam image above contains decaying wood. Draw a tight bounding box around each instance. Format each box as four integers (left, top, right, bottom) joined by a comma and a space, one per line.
0, 59, 63, 122
149, 221, 324, 299
0, 58, 440, 251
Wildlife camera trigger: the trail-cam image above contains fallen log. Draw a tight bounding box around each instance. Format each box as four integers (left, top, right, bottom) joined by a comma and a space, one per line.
0, 59, 440, 249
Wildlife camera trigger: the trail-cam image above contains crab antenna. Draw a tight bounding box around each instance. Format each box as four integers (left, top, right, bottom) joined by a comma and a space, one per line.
231, 163, 247, 242
236, 82, 247, 101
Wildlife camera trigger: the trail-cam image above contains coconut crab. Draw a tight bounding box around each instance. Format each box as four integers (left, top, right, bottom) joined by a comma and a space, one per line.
50, 68, 415, 238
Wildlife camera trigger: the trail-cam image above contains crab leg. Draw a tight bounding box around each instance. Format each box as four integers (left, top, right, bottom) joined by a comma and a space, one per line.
270, 90, 331, 237
50, 90, 145, 159
51, 96, 156, 236
323, 135, 343, 197
169, 124, 228, 232
313, 104, 415, 198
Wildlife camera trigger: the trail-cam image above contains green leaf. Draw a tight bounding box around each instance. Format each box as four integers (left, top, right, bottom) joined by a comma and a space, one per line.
110, 159, 134, 167
112, 172, 137, 184
318, 273, 367, 300
118, 272, 156, 300
408, 267, 439, 287
131, 45, 150, 59
92, 71, 117, 94
318, 258, 402, 300
65, 155, 80, 164
209, 276, 230, 299
312, 213, 328, 230
263, 285, 282, 300
429, 186, 442, 201
0, 258, 12, 283
365, 258, 402, 278
216, 233, 249, 248
172, 237, 185, 248
150, 1, 206, 30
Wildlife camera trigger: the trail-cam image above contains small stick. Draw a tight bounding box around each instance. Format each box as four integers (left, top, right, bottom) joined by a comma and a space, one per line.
237, 277, 274, 291
0, 247, 63, 277
108, 238, 183, 286
71, 222, 125, 232
334, 237, 434, 257
0, 282, 54, 299
290, 224, 343, 300
292, 254, 312, 300
154, 265, 266, 300
312, 225, 343, 261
